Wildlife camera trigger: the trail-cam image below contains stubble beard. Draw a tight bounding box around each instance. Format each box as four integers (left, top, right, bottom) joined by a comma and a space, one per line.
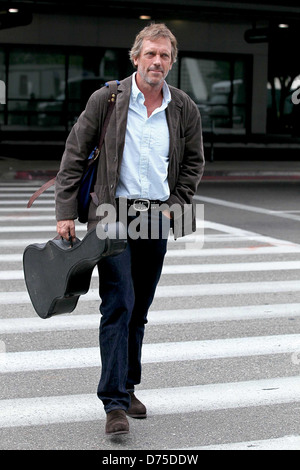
138, 67, 169, 88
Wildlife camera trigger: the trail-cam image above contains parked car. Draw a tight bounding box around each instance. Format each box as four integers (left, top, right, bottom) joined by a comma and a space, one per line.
37, 76, 105, 128
202, 79, 245, 128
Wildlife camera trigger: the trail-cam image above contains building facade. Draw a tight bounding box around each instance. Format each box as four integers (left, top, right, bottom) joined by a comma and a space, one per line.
0, 0, 299, 159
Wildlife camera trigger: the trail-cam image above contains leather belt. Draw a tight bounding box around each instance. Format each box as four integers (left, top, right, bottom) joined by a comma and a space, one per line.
119, 198, 163, 212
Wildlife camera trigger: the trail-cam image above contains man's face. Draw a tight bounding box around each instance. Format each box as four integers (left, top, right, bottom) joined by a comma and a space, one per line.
134, 37, 173, 88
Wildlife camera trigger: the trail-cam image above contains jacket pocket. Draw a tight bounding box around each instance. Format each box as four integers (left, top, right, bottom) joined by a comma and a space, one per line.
88, 184, 110, 223
92, 184, 110, 204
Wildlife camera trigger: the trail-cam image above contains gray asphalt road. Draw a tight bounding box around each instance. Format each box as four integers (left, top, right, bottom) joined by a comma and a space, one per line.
0, 177, 300, 451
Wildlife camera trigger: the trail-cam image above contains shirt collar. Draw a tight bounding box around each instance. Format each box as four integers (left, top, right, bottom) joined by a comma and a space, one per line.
131, 72, 171, 105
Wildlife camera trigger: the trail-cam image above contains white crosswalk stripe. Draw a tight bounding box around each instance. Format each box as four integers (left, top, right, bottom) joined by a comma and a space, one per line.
177, 435, 300, 450
0, 279, 300, 304
1, 376, 300, 428
2, 334, 300, 373
1, 184, 300, 449
1, 260, 300, 280
1, 303, 300, 333
1, 302, 300, 335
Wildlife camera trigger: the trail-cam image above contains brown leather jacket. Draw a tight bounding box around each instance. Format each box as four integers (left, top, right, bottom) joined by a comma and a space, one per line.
55, 76, 205, 238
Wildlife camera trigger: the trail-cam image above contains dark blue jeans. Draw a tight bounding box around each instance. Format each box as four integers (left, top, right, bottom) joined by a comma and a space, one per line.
97, 211, 169, 413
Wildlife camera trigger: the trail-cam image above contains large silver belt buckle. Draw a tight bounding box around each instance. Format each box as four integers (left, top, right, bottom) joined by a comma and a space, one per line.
132, 198, 150, 212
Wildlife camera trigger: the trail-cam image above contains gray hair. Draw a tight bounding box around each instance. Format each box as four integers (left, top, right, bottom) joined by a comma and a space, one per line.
129, 23, 178, 67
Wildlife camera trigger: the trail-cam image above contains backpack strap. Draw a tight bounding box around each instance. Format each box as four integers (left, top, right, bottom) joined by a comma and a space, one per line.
27, 80, 119, 209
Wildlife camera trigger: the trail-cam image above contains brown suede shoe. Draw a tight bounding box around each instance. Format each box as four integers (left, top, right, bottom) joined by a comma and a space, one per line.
126, 392, 147, 419
105, 410, 129, 435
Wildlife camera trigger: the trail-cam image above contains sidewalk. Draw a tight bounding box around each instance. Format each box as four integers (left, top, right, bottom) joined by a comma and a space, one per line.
0, 156, 300, 183
203, 160, 300, 182
0, 157, 59, 182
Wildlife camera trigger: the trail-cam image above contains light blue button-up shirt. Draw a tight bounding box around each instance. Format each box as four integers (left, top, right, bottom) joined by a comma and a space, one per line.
116, 73, 171, 201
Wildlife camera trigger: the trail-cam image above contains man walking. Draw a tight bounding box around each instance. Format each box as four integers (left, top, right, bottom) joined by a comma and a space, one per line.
55, 23, 205, 435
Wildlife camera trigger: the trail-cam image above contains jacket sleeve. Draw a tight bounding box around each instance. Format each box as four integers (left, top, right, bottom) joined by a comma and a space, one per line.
55, 89, 105, 221
166, 95, 205, 209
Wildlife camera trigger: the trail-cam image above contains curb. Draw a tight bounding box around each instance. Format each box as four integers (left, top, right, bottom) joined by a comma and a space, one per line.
202, 172, 300, 182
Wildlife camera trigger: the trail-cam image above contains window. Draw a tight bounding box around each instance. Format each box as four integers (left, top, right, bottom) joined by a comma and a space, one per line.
67, 52, 106, 128
1, 45, 134, 131
66, 49, 133, 129
267, 74, 300, 135
1, 45, 249, 134
8, 47, 65, 128
167, 54, 250, 132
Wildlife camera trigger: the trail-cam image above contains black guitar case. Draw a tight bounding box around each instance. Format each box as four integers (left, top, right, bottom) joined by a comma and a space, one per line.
23, 222, 127, 319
